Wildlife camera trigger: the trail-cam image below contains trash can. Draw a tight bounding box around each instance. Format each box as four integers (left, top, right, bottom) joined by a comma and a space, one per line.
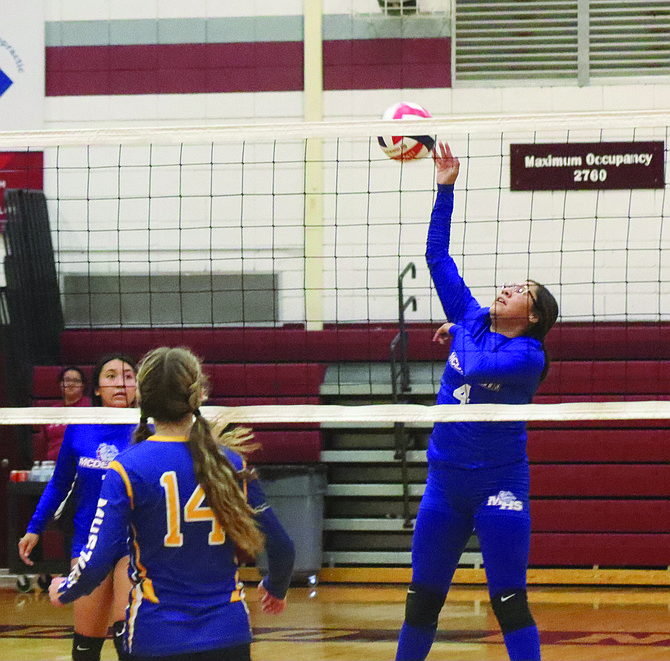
256, 464, 327, 585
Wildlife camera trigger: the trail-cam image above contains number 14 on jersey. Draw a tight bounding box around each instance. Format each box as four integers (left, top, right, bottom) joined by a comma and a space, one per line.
160, 471, 226, 547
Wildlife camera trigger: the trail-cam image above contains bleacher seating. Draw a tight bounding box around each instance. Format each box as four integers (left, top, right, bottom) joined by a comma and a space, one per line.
57, 325, 443, 364
526, 330, 670, 567
32, 361, 324, 465
27, 322, 670, 569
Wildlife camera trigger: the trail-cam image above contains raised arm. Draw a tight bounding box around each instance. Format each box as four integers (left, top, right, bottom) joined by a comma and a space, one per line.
426, 142, 481, 326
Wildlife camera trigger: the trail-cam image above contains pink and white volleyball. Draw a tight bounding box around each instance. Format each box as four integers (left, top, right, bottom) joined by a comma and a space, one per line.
378, 102, 436, 161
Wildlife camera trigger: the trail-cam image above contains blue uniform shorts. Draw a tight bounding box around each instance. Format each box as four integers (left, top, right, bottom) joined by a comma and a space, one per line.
412, 461, 531, 598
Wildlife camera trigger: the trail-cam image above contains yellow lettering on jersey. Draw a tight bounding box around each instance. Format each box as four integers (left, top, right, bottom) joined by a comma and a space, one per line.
185, 484, 226, 545
159, 472, 184, 547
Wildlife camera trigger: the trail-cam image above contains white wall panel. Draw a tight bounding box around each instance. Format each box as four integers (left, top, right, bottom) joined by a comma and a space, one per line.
110, 0, 160, 20
602, 84, 656, 111
58, 0, 111, 21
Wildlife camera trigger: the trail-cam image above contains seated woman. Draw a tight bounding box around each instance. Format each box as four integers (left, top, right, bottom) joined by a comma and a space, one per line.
34, 366, 91, 462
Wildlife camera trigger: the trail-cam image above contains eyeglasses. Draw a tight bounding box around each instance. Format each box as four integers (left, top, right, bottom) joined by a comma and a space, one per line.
501, 283, 536, 303
62, 378, 83, 385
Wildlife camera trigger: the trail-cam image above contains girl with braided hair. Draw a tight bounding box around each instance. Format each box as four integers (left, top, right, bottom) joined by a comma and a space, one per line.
50, 347, 295, 661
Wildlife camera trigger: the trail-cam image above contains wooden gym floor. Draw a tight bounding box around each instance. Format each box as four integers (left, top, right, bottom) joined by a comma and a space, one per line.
1, 580, 669, 660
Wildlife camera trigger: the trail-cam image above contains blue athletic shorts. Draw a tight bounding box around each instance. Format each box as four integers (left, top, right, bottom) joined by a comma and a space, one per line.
412, 460, 531, 597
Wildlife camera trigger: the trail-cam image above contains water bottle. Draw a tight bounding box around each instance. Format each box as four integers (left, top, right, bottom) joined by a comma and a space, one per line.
42, 460, 56, 481
30, 461, 42, 482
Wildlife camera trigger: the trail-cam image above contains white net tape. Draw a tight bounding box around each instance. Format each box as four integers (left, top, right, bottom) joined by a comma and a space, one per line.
5, 400, 670, 426
1, 109, 669, 147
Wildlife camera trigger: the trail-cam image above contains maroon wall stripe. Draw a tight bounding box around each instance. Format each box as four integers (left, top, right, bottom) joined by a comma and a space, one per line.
46, 37, 450, 96
323, 37, 450, 90
46, 43, 305, 95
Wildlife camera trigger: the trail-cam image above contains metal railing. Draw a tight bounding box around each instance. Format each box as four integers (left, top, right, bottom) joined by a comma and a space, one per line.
390, 262, 417, 529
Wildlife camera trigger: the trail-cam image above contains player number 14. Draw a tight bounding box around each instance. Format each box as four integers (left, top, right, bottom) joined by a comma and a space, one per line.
160, 471, 226, 547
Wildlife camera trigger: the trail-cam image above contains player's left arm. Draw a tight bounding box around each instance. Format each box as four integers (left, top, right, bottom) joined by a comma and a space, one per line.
50, 465, 131, 606
246, 477, 295, 604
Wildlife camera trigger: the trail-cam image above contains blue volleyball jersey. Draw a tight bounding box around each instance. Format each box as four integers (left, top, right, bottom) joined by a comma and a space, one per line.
426, 184, 545, 469
57, 435, 295, 657
27, 423, 136, 556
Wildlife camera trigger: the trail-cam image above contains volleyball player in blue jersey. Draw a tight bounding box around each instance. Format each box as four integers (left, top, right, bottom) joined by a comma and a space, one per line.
20, 353, 138, 661
395, 142, 558, 661
50, 346, 295, 661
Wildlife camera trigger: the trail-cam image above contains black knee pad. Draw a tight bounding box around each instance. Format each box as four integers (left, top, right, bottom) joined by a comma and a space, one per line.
404, 583, 446, 630
491, 589, 536, 634
111, 620, 129, 660
72, 632, 105, 661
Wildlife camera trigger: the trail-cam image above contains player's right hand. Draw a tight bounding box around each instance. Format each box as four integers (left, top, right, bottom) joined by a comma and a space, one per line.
48, 577, 67, 607
433, 141, 460, 185
18, 532, 39, 566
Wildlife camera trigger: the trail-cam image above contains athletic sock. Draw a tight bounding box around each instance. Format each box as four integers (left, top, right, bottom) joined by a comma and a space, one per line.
395, 621, 436, 661
503, 624, 541, 661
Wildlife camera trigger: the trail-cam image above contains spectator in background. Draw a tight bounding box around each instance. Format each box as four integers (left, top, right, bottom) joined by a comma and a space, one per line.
34, 366, 91, 462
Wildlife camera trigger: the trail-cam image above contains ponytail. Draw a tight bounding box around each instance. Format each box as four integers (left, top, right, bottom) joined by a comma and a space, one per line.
187, 415, 265, 556
135, 346, 264, 557
526, 281, 559, 383
133, 415, 153, 444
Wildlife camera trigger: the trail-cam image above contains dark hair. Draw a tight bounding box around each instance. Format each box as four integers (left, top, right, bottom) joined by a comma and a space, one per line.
133, 346, 264, 556
90, 353, 137, 407
526, 281, 559, 382
58, 365, 86, 386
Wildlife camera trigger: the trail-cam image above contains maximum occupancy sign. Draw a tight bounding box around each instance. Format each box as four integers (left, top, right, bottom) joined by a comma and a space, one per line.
510, 141, 665, 190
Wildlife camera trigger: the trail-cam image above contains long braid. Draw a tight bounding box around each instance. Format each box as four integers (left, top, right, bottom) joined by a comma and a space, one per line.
136, 347, 264, 556
188, 414, 264, 555
134, 415, 153, 444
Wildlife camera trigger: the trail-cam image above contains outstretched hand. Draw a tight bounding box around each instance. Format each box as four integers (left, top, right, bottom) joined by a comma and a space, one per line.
433, 141, 460, 185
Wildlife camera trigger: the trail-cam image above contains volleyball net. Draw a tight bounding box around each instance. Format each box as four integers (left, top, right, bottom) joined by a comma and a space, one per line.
0, 109, 669, 424
3, 110, 670, 573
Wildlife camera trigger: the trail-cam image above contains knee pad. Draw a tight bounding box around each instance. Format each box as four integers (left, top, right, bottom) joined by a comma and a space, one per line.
72, 632, 105, 661
491, 589, 536, 634
111, 620, 129, 660
404, 583, 446, 630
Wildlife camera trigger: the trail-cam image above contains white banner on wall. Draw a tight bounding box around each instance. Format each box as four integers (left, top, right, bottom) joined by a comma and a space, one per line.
0, 0, 44, 130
